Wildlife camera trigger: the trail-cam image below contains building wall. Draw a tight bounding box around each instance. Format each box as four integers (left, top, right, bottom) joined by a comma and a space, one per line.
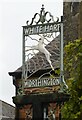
0, 100, 2, 119
0, 100, 15, 120
63, 2, 82, 44
79, 1, 82, 37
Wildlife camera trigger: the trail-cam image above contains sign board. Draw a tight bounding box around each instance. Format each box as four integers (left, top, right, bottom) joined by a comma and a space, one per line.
23, 23, 60, 35
24, 77, 60, 88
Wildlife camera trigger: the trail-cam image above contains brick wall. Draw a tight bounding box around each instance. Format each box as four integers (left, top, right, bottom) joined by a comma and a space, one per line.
79, 1, 82, 37
63, 2, 81, 44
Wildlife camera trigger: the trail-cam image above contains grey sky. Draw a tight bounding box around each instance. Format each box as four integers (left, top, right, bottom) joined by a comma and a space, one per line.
0, 0, 63, 106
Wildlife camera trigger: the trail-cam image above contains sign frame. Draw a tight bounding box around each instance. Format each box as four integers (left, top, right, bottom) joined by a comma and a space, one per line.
21, 5, 66, 91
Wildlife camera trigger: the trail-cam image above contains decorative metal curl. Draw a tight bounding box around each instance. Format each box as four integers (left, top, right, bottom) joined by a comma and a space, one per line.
26, 4, 59, 25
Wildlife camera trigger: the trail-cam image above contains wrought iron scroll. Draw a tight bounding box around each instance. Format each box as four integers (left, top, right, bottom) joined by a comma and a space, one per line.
27, 4, 59, 25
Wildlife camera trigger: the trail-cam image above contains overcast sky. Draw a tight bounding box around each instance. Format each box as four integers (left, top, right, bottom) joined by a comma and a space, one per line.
0, 0, 63, 106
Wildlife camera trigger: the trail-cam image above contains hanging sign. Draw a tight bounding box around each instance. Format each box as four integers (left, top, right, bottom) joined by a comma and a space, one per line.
24, 77, 60, 88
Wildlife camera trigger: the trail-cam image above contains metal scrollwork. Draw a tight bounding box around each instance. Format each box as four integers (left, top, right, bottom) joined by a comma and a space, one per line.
25, 105, 32, 120
26, 4, 59, 25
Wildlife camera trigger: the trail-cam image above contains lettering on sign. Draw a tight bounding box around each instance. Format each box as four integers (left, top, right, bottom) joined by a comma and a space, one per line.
23, 23, 60, 35
24, 77, 60, 88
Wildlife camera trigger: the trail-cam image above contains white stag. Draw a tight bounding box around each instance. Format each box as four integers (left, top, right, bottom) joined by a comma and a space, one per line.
26, 36, 54, 71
